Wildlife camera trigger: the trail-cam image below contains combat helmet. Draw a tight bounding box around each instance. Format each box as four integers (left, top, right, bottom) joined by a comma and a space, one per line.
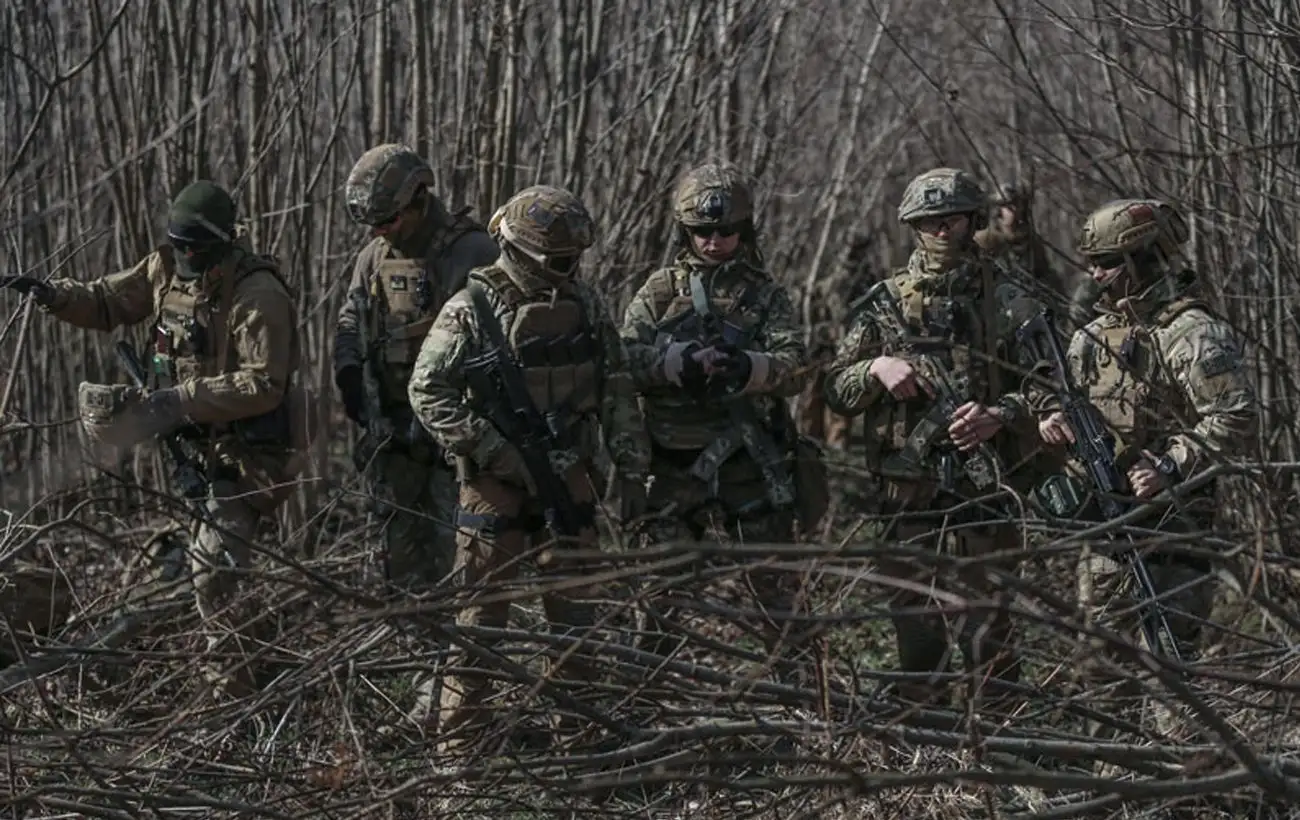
1077, 198, 1188, 286
672, 161, 755, 229
897, 167, 988, 228
167, 180, 238, 279
345, 144, 434, 226
488, 185, 594, 278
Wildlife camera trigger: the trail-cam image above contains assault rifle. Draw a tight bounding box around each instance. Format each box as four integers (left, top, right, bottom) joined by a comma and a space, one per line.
685, 271, 795, 510
862, 280, 1002, 491
462, 282, 588, 539
350, 289, 436, 461
1015, 308, 1183, 662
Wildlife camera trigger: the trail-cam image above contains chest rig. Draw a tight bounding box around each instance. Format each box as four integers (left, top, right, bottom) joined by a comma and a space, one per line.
466, 266, 601, 426
1074, 297, 1205, 466
150, 246, 284, 390
870, 264, 1006, 488
370, 208, 480, 404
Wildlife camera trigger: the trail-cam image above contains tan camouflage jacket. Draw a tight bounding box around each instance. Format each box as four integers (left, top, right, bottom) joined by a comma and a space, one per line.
823, 249, 1041, 483
407, 259, 650, 478
333, 204, 499, 408
1030, 285, 1258, 481
42, 245, 297, 427
619, 250, 809, 451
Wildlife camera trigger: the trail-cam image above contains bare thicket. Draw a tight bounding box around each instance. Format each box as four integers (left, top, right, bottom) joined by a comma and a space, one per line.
3, 0, 1300, 817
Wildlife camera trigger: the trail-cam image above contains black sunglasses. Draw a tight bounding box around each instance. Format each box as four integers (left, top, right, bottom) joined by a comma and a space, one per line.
688, 224, 740, 238
1088, 253, 1126, 269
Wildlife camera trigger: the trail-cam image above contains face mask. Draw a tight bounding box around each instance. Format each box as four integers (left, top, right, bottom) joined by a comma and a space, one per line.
172, 242, 227, 280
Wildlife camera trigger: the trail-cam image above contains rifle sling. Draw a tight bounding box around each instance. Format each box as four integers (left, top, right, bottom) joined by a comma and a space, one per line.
686, 270, 795, 509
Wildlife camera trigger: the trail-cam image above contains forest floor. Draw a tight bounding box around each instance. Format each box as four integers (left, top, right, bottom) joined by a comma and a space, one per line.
3, 441, 1300, 819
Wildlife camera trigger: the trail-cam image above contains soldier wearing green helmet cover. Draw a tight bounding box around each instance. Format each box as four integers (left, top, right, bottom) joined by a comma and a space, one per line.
407, 184, 650, 756
619, 160, 827, 685
0, 179, 311, 698
823, 167, 1045, 706
1028, 198, 1257, 746
332, 144, 499, 729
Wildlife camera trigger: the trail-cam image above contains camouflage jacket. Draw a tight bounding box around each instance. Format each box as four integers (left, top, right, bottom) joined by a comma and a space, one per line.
407, 259, 650, 478
823, 249, 1041, 480
1030, 283, 1258, 480
43, 243, 297, 428
333, 203, 499, 409
620, 250, 809, 451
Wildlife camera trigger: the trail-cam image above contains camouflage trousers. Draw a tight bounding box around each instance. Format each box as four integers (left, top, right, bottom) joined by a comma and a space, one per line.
638, 447, 817, 686
1077, 534, 1216, 742
875, 490, 1023, 702
360, 446, 459, 726
438, 465, 601, 755
189, 478, 269, 697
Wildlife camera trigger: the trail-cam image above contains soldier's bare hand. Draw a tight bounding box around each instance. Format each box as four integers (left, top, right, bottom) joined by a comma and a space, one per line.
869, 356, 928, 400
1126, 456, 1165, 499
948, 401, 1003, 451
1038, 411, 1076, 446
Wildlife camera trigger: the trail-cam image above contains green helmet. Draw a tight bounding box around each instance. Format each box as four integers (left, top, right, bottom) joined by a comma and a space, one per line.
345, 144, 435, 226
897, 167, 987, 224
489, 185, 594, 263
167, 181, 237, 279
672, 161, 755, 227
167, 181, 236, 244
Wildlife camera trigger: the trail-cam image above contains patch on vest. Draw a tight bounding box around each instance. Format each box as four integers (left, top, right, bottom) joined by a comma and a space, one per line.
1197, 348, 1237, 379
389, 275, 408, 291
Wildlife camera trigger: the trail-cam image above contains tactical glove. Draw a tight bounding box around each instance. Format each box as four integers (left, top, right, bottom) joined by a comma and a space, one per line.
678, 343, 710, 394
0, 276, 53, 305
335, 365, 366, 424
710, 344, 753, 395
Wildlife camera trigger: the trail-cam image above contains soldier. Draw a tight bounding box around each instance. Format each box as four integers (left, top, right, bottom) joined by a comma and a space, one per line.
1, 180, 305, 697
823, 167, 1044, 704
620, 160, 826, 683
1031, 199, 1256, 738
977, 181, 1099, 327
333, 144, 498, 727
407, 184, 650, 757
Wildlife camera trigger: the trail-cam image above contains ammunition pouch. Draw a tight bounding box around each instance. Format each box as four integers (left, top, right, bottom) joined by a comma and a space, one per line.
1032, 473, 1091, 519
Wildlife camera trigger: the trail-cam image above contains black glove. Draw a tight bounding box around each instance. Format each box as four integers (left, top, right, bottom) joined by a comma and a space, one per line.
335, 365, 367, 425
710, 344, 752, 395
679, 343, 709, 394
0, 276, 53, 305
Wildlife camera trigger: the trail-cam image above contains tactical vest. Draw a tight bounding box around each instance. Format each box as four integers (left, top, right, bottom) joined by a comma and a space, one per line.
644, 263, 782, 450
150, 245, 289, 389
467, 266, 601, 425
865, 261, 1013, 479
1074, 296, 1208, 466
371, 208, 482, 404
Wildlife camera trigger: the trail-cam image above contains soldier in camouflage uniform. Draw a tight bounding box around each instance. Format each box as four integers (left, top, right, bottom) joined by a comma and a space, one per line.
1, 181, 306, 697
977, 181, 1099, 327
333, 144, 499, 728
823, 168, 1044, 703
620, 161, 824, 682
1030, 199, 1256, 737
335, 144, 499, 587
408, 185, 650, 755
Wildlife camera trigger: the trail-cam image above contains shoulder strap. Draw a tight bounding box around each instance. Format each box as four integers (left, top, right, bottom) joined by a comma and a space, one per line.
468, 265, 526, 309
466, 278, 513, 359
688, 270, 713, 319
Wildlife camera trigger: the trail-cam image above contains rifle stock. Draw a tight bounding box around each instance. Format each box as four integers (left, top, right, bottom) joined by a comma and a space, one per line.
1015, 309, 1184, 662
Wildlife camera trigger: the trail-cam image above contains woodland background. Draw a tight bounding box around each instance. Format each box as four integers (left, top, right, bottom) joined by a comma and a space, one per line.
4, 0, 1300, 818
